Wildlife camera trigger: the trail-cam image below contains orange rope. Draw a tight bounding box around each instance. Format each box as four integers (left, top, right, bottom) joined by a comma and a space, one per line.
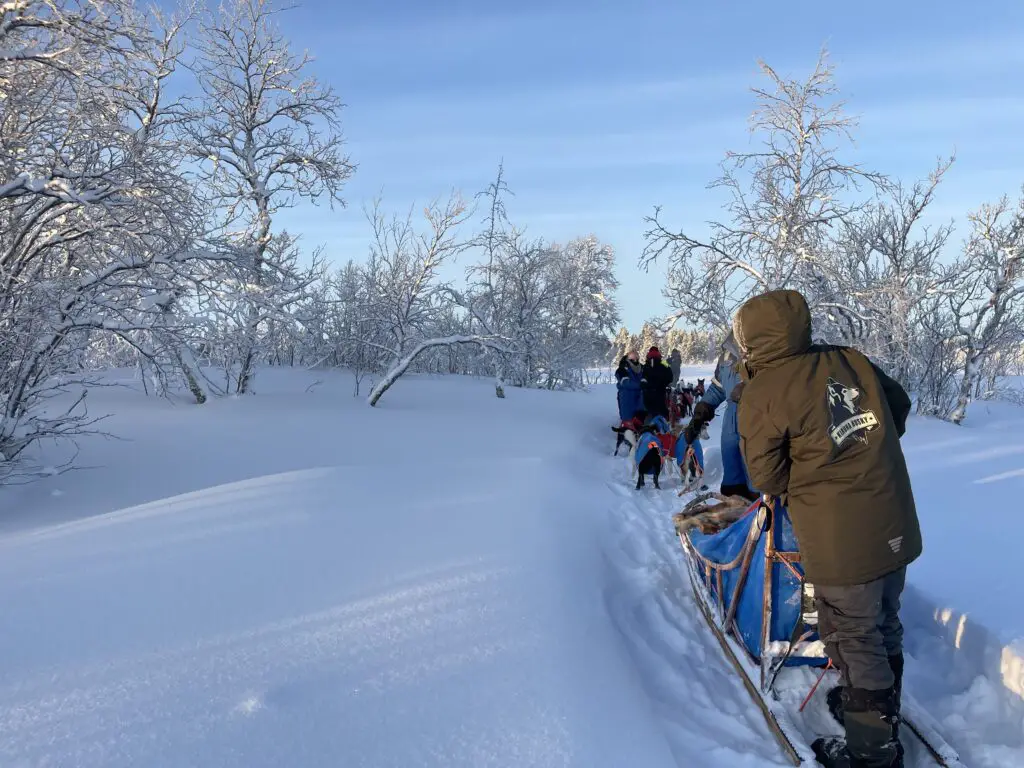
799, 659, 834, 712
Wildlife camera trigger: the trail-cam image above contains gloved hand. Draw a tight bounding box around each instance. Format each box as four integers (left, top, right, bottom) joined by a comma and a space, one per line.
692, 401, 715, 423
729, 381, 745, 403
683, 419, 711, 445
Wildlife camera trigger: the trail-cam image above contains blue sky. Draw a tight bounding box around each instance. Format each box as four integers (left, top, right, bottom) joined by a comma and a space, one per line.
268, 0, 1024, 330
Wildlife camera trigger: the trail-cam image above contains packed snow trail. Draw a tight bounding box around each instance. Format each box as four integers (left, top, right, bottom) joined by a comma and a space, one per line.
585, 382, 1024, 768
584, 412, 796, 767
586, 415, 962, 767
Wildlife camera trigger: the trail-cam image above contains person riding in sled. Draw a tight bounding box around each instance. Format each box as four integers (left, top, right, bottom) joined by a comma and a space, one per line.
641, 346, 673, 419
689, 331, 758, 501
615, 351, 644, 424
732, 289, 921, 768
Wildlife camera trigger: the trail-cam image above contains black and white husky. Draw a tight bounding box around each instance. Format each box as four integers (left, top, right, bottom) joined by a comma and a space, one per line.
630, 429, 663, 489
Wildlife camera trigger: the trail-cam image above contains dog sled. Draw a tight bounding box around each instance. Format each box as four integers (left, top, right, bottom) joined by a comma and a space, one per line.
612, 417, 708, 493
674, 494, 967, 767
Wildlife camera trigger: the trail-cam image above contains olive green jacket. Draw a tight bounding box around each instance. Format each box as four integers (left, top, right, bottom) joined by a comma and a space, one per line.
733, 289, 921, 586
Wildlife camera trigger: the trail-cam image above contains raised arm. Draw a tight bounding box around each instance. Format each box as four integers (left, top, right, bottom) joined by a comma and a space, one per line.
701, 357, 728, 410
737, 395, 790, 497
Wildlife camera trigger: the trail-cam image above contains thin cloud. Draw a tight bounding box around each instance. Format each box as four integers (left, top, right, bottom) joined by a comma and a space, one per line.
357, 70, 749, 116
857, 95, 1024, 129
353, 121, 741, 161
837, 34, 1024, 82
349, 33, 1024, 116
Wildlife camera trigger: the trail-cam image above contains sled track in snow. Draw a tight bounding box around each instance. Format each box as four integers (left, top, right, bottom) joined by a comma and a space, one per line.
588, 423, 969, 768
589, 428, 790, 767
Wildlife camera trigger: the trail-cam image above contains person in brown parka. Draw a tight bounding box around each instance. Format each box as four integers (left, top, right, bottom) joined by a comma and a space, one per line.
732, 289, 921, 768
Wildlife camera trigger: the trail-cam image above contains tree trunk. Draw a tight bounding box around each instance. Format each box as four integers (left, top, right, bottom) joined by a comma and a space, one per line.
174, 345, 207, 405
947, 351, 982, 425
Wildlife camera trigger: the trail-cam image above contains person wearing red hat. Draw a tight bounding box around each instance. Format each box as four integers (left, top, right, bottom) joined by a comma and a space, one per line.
641, 346, 673, 420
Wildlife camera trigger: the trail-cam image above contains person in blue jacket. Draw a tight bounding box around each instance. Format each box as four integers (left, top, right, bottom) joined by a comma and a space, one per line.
615, 351, 644, 423
691, 330, 758, 501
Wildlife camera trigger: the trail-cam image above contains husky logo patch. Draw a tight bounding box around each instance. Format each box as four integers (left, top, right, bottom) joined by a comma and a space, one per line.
826, 377, 879, 447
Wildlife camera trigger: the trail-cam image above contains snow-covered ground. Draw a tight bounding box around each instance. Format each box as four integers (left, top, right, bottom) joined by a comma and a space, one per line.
0, 366, 1021, 767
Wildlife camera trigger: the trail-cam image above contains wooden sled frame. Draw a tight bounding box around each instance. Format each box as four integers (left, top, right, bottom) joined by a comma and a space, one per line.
681, 499, 822, 688
676, 498, 968, 767
679, 498, 811, 764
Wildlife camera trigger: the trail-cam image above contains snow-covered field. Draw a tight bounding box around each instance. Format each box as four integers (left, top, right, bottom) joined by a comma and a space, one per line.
0, 366, 1021, 767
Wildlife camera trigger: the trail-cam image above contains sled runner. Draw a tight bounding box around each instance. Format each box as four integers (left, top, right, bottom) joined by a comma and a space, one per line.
675, 495, 967, 767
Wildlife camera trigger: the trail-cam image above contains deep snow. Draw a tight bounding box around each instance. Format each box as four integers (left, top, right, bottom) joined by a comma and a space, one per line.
0, 366, 1021, 767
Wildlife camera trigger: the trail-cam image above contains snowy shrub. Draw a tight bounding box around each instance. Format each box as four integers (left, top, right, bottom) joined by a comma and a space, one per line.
0, 0, 211, 474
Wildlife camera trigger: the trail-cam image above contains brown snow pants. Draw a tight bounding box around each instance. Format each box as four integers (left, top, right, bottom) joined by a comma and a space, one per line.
814, 566, 906, 691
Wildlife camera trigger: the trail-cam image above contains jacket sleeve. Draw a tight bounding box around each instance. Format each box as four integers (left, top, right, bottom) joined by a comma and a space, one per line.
701, 358, 727, 409
658, 361, 674, 388
737, 394, 790, 497
870, 361, 911, 437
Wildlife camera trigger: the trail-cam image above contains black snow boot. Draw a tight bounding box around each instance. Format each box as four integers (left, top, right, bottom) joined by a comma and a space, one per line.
817, 686, 901, 767
824, 693, 904, 765
811, 736, 903, 768
828, 654, 904, 735
811, 741, 903, 768
811, 736, 855, 767
827, 683, 845, 724
888, 652, 904, 710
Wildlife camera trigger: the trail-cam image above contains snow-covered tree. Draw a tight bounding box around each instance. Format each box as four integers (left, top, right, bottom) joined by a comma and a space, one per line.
0, 0, 208, 473
942, 192, 1024, 423
361, 192, 472, 357
832, 174, 1023, 421
641, 48, 885, 332
829, 157, 956, 386
358, 192, 511, 406
637, 322, 660, 357
191, 232, 327, 391
537, 235, 620, 388
610, 327, 632, 363
185, 0, 354, 394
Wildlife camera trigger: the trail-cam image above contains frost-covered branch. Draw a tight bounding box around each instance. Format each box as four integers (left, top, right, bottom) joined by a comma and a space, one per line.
640, 47, 887, 329
367, 335, 510, 407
